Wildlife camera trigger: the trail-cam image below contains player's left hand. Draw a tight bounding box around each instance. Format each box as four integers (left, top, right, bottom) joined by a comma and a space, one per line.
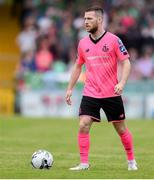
114, 82, 124, 95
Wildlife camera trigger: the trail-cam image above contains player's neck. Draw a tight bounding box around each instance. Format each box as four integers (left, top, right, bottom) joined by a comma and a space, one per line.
90, 29, 106, 40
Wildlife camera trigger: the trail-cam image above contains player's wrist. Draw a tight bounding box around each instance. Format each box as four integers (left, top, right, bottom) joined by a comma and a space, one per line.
119, 80, 126, 86
67, 88, 73, 92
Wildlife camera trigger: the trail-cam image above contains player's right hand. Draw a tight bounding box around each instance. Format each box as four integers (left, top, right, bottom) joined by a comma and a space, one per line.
65, 89, 72, 105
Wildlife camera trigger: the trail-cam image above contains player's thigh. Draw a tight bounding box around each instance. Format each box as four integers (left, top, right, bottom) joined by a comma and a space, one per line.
79, 96, 101, 122
101, 96, 125, 122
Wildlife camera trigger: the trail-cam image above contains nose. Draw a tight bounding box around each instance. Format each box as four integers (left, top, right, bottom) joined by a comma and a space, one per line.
84, 19, 88, 24
85, 22, 89, 27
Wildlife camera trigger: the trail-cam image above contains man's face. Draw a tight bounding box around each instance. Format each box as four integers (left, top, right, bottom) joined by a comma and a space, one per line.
84, 11, 99, 33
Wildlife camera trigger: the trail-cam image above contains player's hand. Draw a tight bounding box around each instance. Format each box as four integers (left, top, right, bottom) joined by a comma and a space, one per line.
65, 89, 72, 105
114, 82, 124, 95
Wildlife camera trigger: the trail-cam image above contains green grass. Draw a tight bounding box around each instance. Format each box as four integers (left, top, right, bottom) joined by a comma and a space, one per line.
0, 116, 154, 179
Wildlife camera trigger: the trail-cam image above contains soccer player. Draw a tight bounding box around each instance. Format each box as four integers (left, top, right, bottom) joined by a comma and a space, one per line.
65, 7, 138, 171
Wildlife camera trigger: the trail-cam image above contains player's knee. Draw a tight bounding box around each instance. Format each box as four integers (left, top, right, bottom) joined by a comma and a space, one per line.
117, 126, 126, 135
113, 121, 126, 135
79, 121, 90, 133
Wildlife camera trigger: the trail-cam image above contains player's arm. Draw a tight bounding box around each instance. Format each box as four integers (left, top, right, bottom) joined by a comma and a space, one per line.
114, 37, 131, 95
65, 62, 82, 105
115, 59, 131, 95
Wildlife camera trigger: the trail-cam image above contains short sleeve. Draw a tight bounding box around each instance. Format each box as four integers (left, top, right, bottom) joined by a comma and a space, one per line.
76, 42, 85, 65
114, 38, 130, 61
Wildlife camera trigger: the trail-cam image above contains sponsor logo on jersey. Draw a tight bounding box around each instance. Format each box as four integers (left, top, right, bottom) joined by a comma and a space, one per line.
119, 45, 126, 52
87, 55, 110, 60
118, 39, 128, 55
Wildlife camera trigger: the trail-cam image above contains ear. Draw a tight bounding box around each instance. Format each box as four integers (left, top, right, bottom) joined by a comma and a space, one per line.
98, 17, 102, 23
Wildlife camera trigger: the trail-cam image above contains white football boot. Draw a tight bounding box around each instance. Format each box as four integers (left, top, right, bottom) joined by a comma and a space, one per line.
69, 163, 90, 171
128, 160, 138, 171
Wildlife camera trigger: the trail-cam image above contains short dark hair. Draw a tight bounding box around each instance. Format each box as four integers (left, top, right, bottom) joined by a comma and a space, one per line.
85, 6, 104, 15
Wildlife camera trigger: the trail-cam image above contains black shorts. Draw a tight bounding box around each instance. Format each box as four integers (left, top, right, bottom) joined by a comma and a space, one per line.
79, 96, 125, 122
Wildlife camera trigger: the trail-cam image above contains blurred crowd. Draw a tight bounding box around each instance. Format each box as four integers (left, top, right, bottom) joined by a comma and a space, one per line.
14, 0, 154, 83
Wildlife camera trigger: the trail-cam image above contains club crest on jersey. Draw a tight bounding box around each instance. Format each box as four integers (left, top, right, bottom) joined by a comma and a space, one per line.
102, 44, 109, 52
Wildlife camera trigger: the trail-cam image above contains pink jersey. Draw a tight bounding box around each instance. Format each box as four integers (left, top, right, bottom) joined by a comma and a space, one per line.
76, 31, 130, 98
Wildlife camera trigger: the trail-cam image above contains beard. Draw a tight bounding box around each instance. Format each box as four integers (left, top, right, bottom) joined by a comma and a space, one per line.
87, 25, 98, 34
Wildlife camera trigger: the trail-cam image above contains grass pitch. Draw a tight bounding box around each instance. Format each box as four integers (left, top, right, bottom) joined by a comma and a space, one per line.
0, 116, 154, 179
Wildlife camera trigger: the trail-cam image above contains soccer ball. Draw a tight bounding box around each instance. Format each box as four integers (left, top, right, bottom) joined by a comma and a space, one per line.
31, 150, 53, 169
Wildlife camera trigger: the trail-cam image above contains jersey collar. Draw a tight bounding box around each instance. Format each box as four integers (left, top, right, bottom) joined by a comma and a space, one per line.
89, 31, 107, 44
